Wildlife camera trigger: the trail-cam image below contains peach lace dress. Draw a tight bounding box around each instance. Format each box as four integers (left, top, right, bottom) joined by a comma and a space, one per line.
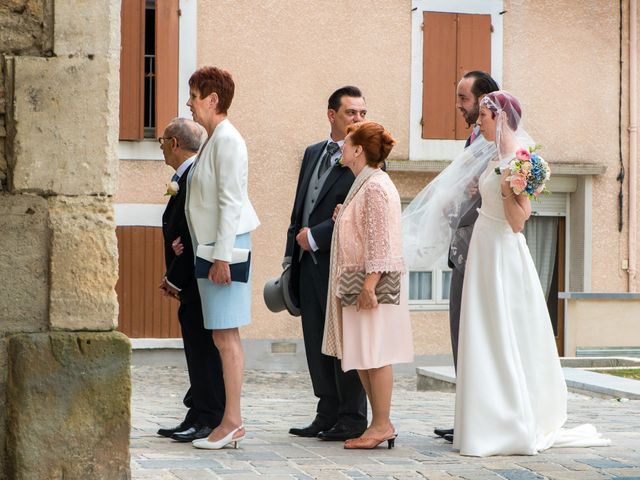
322, 167, 414, 371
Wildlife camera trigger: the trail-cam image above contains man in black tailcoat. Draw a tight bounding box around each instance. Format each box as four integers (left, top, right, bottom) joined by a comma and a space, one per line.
157, 118, 226, 442
284, 87, 368, 441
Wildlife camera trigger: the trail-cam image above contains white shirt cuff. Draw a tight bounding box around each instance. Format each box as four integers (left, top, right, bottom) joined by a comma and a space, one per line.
164, 277, 182, 292
307, 229, 319, 252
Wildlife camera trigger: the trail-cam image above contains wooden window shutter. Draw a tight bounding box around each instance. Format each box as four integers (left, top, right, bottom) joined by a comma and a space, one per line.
422, 12, 492, 140
155, 0, 180, 138
455, 13, 491, 139
119, 0, 145, 140
422, 12, 457, 140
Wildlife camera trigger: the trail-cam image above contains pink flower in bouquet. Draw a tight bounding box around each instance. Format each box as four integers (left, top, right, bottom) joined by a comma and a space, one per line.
508, 172, 528, 195
515, 148, 531, 161
535, 184, 545, 195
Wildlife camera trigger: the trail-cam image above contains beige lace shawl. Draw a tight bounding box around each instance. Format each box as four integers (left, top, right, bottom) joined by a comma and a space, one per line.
321, 166, 405, 359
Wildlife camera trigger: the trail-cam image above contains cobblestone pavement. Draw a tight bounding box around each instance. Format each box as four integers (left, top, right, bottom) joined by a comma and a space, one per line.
132, 365, 640, 479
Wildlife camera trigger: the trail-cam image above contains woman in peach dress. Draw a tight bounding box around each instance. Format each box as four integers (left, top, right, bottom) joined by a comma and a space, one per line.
322, 121, 414, 450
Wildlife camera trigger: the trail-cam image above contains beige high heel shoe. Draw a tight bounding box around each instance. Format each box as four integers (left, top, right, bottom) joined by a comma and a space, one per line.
344, 428, 397, 450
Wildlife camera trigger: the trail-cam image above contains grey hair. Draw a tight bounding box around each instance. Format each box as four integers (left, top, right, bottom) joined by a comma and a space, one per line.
164, 117, 205, 152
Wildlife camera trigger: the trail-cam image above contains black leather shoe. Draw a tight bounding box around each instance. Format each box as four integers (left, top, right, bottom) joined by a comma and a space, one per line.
317, 423, 365, 441
434, 427, 454, 438
443, 433, 454, 443
157, 422, 191, 438
171, 424, 213, 442
289, 421, 332, 438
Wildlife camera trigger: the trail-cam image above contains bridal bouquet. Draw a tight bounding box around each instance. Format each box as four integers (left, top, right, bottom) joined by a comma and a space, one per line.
495, 146, 550, 199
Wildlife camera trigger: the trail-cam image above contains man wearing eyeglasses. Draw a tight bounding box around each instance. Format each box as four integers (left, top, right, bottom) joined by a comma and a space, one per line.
156, 117, 226, 442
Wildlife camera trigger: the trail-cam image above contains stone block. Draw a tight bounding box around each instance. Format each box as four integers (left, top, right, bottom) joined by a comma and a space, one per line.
0, 193, 49, 333
53, 0, 120, 57
0, 336, 8, 478
0, 140, 6, 183
5, 331, 131, 480
48, 195, 119, 331
7, 55, 118, 195
0, 0, 52, 55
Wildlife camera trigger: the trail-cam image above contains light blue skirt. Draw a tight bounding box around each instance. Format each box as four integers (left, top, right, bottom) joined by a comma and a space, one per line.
194, 233, 252, 330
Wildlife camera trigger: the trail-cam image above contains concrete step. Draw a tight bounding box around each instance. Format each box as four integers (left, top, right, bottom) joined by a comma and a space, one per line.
416, 365, 640, 400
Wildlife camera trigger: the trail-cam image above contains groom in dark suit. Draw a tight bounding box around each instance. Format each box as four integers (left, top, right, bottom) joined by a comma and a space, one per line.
156, 118, 226, 442
435, 71, 499, 442
284, 86, 368, 441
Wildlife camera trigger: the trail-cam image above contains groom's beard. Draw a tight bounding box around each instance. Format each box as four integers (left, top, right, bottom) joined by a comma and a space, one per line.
462, 104, 479, 129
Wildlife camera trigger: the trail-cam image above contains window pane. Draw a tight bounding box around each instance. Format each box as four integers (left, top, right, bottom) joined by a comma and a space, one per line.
441, 270, 452, 300
143, 5, 156, 136
409, 271, 433, 300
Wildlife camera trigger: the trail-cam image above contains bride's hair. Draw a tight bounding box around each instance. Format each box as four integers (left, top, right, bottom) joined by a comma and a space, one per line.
346, 121, 396, 166
482, 91, 522, 131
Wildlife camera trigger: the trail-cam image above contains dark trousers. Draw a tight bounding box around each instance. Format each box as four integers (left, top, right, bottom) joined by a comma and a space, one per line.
298, 253, 367, 429
179, 287, 226, 427
448, 265, 464, 372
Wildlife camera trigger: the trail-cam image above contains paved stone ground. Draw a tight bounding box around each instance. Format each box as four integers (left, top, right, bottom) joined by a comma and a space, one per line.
131, 365, 640, 479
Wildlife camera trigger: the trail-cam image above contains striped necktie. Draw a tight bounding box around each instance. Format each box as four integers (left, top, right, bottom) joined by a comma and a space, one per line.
318, 142, 340, 178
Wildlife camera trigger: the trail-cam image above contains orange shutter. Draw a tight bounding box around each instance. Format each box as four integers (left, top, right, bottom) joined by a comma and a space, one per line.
119, 0, 145, 140
422, 12, 492, 140
155, 0, 180, 138
115, 226, 181, 338
455, 14, 492, 139
422, 12, 457, 140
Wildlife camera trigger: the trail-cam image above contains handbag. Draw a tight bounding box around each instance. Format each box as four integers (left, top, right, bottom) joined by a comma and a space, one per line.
337, 270, 401, 307
195, 246, 251, 283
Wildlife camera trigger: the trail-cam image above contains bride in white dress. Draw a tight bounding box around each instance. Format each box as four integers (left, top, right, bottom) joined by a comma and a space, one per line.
403, 91, 610, 457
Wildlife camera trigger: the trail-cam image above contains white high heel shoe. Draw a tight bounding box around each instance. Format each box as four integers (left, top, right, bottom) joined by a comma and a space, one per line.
192, 425, 245, 450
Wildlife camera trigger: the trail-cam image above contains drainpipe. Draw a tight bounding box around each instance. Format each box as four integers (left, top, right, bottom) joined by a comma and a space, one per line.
629, 0, 638, 292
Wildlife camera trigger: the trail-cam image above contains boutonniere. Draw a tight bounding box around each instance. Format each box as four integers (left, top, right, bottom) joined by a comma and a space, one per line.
165, 181, 179, 197
337, 156, 346, 167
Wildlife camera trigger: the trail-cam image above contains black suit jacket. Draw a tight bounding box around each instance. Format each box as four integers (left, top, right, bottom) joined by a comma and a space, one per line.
162, 164, 198, 304
285, 140, 355, 306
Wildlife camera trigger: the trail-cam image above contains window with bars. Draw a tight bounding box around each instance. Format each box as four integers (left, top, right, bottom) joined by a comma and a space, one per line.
119, 0, 179, 140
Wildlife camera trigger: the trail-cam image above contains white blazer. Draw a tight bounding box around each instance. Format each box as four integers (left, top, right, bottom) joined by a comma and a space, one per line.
186, 119, 260, 263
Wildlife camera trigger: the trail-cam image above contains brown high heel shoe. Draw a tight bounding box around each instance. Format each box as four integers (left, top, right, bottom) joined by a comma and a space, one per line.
344, 430, 398, 450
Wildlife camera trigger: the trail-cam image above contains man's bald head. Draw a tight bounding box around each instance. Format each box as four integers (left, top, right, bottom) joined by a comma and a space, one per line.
164, 117, 205, 153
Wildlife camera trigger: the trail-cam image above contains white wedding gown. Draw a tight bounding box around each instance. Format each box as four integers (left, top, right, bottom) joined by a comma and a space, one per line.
453, 159, 610, 457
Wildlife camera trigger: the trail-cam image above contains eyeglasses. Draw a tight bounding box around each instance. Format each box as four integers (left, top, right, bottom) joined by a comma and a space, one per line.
158, 136, 174, 145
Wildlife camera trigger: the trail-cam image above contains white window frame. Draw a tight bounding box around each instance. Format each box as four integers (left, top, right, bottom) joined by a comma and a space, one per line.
410, 0, 504, 161
408, 262, 452, 311
115, 203, 164, 227
118, 0, 198, 161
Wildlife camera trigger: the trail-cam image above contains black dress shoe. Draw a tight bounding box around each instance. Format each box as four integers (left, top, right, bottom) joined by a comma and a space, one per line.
443, 433, 454, 443
434, 427, 454, 438
157, 422, 191, 438
317, 423, 365, 441
289, 421, 332, 438
171, 424, 213, 442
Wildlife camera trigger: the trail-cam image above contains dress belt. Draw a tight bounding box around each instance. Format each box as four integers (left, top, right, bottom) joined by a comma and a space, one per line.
477, 208, 508, 224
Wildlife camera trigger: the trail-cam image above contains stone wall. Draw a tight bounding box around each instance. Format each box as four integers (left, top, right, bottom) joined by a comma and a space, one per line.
0, 1, 129, 478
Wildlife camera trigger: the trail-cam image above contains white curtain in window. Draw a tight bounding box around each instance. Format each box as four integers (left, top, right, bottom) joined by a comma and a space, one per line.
409, 271, 432, 300
523, 217, 558, 299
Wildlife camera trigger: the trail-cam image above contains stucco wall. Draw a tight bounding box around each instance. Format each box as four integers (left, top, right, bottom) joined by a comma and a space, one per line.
116, 0, 640, 352
503, 0, 635, 292
197, 0, 412, 340
565, 298, 640, 355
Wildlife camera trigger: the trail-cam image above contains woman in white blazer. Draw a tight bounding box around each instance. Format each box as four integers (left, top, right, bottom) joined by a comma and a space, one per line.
184, 66, 260, 450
